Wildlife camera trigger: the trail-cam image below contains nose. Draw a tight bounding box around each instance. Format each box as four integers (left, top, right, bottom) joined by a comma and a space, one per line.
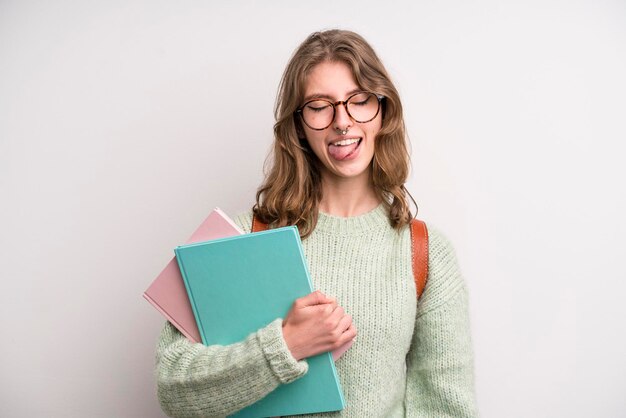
333, 101, 352, 131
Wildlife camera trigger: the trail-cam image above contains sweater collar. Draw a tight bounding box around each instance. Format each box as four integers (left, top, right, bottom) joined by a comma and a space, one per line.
314, 203, 390, 236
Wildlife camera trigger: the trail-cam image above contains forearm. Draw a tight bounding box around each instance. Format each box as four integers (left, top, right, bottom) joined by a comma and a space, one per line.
156, 319, 308, 417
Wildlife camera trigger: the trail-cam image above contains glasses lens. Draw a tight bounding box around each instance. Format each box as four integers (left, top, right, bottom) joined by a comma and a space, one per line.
347, 92, 379, 123
302, 100, 334, 130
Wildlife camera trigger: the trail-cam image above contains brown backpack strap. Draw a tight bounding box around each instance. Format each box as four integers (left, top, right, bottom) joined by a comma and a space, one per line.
410, 219, 429, 299
251, 214, 269, 233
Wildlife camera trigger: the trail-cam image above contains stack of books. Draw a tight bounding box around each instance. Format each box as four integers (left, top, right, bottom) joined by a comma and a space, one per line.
143, 208, 345, 417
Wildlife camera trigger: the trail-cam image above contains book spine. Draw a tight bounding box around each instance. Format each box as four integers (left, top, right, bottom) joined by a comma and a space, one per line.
291, 228, 315, 292
290, 228, 345, 407
175, 248, 207, 345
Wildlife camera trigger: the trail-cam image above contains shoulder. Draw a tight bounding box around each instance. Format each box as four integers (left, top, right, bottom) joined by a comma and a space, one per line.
418, 223, 467, 316
426, 224, 459, 271
233, 211, 254, 234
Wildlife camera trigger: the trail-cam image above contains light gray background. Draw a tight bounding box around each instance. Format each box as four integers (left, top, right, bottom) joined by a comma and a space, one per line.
1, 1, 625, 417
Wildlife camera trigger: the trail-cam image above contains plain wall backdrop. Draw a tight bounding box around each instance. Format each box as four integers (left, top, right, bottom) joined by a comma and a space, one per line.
1, 1, 625, 417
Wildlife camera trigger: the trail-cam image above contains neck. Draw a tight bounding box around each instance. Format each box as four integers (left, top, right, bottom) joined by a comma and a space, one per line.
318, 173, 381, 218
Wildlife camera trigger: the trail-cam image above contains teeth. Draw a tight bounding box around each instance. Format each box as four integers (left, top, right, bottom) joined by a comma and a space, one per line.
332, 138, 360, 146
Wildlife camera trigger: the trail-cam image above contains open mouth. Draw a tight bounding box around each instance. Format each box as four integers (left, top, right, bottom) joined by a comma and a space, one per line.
332, 138, 361, 147
328, 137, 362, 160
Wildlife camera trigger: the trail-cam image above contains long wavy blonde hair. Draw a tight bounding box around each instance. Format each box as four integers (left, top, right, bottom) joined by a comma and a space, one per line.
254, 29, 414, 238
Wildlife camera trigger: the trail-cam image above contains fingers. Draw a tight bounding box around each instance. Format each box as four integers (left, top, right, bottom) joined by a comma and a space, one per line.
294, 290, 336, 308
335, 311, 352, 334
343, 322, 357, 342
332, 311, 355, 346
327, 305, 345, 324
283, 291, 356, 360
323, 306, 355, 349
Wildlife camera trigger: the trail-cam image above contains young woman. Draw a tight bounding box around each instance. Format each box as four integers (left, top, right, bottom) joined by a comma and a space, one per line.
156, 29, 478, 417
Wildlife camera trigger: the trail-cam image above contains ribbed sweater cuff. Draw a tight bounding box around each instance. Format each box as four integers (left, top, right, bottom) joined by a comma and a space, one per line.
257, 318, 308, 384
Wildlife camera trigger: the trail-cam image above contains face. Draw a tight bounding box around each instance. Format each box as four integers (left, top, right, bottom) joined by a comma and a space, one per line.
300, 61, 382, 184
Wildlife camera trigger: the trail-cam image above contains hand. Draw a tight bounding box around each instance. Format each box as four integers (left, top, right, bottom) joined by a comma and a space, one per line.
282, 291, 357, 361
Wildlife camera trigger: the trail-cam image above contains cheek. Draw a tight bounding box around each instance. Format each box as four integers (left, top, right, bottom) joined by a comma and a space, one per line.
366, 117, 383, 140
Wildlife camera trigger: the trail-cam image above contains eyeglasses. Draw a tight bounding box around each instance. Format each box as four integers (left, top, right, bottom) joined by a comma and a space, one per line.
295, 91, 384, 131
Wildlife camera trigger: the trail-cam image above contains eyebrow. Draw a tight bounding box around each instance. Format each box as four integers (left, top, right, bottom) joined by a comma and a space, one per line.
302, 88, 363, 103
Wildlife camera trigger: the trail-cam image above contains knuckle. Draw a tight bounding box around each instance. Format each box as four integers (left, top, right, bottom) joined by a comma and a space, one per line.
331, 339, 345, 350
323, 318, 336, 330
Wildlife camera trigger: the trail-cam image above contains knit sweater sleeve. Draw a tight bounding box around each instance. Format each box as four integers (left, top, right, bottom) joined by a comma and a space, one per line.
404, 227, 479, 417
155, 212, 308, 417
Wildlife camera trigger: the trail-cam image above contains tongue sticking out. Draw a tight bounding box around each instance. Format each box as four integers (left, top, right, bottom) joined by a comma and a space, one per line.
328, 140, 360, 160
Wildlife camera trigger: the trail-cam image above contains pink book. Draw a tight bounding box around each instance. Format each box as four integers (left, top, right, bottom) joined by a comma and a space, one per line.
143, 207, 354, 359
143, 208, 244, 343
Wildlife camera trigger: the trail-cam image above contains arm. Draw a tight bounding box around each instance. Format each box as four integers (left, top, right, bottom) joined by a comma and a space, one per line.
156, 212, 310, 417
156, 319, 308, 418
156, 295, 354, 418
404, 228, 479, 417
156, 212, 354, 417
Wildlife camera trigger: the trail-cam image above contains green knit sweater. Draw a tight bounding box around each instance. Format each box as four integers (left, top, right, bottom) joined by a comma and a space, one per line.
156, 205, 478, 417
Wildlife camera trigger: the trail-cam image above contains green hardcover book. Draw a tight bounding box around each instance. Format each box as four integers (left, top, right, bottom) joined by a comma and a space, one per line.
175, 226, 345, 418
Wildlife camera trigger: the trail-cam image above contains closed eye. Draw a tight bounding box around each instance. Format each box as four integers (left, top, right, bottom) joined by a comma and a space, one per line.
306, 103, 331, 112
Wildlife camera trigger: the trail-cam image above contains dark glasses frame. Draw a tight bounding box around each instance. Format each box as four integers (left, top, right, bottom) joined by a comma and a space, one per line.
295, 91, 385, 131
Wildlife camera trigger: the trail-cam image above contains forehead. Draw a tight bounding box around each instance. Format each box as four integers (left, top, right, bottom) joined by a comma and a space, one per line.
303, 61, 360, 101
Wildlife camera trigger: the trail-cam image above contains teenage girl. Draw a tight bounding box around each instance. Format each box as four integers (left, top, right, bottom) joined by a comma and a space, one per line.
156, 29, 478, 417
